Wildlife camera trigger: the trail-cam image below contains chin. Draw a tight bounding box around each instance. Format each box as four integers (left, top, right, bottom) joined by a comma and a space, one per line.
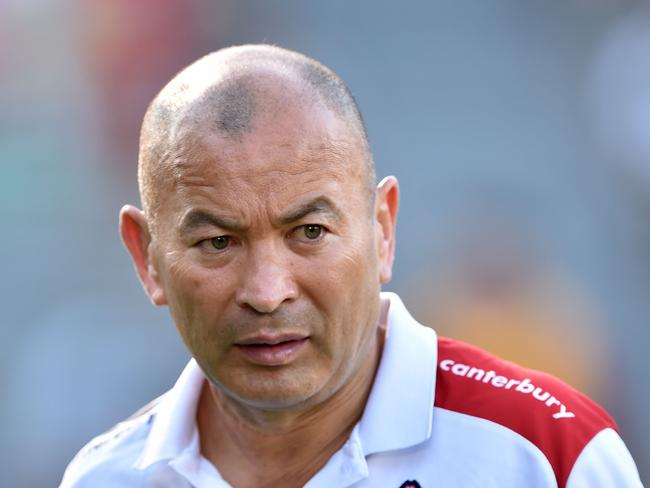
225, 375, 329, 412
248, 386, 318, 409
241, 395, 313, 412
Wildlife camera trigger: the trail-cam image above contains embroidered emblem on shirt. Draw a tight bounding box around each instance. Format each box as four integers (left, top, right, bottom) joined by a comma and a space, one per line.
399, 480, 421, 488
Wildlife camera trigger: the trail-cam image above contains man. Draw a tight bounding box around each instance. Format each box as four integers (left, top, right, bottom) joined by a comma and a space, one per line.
61, 45, 643, 487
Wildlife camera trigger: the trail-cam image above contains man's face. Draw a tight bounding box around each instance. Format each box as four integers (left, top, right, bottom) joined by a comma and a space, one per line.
145, 96, 391, 411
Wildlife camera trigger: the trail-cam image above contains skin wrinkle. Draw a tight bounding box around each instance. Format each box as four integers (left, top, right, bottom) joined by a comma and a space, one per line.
172, 194, 350, 247
165, 140, 366, 238
166, 131, 354, 182
178, 197, 345, 241
176, 165, 348, 186
142, 131, 207, 233
146, 131, 370, 232
169, 153, 356, 234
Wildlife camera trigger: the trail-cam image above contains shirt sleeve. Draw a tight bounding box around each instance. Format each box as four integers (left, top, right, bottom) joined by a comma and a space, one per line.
566, 428, 644, 488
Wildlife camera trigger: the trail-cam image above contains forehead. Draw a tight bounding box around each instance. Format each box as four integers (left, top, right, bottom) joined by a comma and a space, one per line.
161, 100, 368, 218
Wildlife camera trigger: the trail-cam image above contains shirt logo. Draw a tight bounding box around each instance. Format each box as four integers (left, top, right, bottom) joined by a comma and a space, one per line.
439, 359, 575, 420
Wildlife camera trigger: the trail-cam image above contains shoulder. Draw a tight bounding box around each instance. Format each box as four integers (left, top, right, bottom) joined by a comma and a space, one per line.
434, 336, 617, 487
60, 395, 164, 487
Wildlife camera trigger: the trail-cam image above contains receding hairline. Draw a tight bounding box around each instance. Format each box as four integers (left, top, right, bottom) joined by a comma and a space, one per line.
138, 44, 375, 222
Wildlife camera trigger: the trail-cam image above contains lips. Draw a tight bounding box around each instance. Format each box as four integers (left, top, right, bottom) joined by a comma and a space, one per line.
234, 334, 309, 366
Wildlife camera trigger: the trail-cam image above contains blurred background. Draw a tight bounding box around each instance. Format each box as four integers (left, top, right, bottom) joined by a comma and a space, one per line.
1, 0, 649, 485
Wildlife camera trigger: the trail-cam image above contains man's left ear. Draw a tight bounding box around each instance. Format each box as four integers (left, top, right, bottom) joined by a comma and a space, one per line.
374, 176, 399, 284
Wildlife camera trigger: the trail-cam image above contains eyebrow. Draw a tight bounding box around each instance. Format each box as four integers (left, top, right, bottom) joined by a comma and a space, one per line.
178, 196, 343, 236
278, 196, 343, 225
178, 210, 245, 236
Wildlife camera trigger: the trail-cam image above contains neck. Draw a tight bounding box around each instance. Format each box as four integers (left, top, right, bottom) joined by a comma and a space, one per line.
197, 304, 389, 488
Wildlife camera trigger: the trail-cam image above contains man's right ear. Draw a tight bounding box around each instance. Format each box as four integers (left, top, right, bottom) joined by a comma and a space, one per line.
119, 205, 167, 306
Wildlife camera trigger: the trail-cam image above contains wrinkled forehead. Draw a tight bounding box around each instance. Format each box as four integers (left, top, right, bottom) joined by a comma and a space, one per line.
152, 100, 369, 222
141, 67, 373, 229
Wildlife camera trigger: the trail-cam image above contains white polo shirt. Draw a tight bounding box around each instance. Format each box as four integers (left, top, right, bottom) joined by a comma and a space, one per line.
61, 292, 643, 487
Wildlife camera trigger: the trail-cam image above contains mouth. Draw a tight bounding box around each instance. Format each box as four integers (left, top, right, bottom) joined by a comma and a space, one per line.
234, 334, 309, 366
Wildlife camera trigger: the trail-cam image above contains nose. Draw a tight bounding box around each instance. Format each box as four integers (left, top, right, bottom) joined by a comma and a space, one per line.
235, 240, 298, 313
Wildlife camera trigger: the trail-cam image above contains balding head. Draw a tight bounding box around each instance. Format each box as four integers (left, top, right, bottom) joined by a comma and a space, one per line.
138, 44, 374, 223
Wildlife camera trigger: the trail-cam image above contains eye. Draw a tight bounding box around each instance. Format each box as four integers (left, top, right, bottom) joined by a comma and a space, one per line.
303, 224, 323, 240
198, 235, 232, 252
210, 236, 231, 249
290, 224, 327, 244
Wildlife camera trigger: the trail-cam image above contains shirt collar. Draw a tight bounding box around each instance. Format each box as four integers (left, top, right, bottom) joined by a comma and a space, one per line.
133, 358, 205, 470
357, 291, 438, 455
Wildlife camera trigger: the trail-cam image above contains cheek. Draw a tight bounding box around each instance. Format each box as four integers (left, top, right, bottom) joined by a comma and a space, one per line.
162, 256, 233, 341
335, 233, 379, 292
305, 234, 379, 335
